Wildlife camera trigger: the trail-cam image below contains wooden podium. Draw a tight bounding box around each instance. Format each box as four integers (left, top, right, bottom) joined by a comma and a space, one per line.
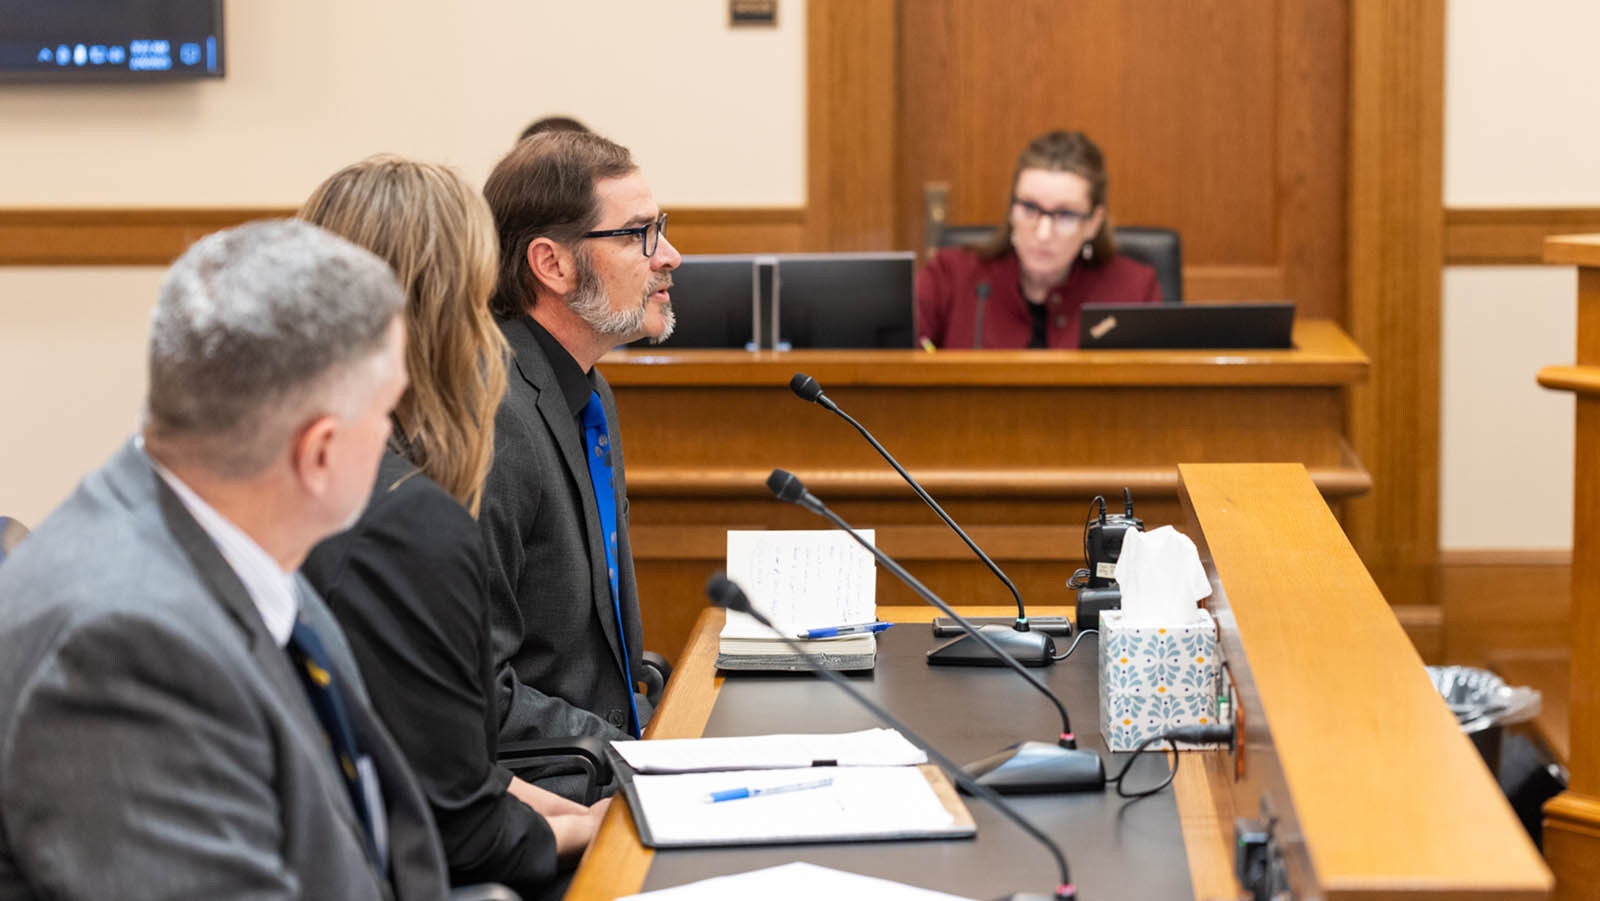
1536, 235, 1600, 897
603, 319, 1370, 661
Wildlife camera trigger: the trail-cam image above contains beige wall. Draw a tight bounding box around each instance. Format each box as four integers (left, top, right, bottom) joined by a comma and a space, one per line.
1440, 0, 1598, 550
0, 0, 806, 206
0, 0, 806, 526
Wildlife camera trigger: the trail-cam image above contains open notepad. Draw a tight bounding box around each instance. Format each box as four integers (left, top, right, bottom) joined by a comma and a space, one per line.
718, 529, 879, 671
621, 764, 975, 848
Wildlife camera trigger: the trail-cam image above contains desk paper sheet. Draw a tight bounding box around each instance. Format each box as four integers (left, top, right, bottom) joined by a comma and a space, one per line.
618, 861, 976, 901
611, 728, 926, 773
629, 765, 957, 846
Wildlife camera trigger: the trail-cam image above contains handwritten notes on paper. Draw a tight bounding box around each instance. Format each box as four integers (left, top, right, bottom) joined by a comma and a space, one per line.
723, 529, 877, 638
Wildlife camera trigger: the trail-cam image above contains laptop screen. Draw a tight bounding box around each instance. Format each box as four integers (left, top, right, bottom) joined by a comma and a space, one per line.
1077, 302, 1295, 349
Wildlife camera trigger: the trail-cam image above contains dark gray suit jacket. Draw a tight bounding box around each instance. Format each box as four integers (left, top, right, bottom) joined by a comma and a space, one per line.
0, 441, 449, 900
479, 315, 652, 746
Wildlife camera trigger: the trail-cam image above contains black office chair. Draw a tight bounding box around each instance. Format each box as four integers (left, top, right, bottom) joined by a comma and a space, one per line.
1112, 225, 1184, 305
495, 651, 672, 805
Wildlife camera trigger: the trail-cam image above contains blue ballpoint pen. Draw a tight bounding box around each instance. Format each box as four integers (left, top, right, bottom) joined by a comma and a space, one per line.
798, 621, 893, 639
704, 776, 835, 804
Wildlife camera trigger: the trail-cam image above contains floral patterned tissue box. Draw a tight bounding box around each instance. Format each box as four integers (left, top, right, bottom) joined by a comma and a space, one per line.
1098, 608, 1223, 751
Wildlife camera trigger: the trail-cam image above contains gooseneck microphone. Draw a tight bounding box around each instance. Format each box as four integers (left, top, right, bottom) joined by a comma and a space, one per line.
706, 573, 1077, 901
787, 372, 1057, 667
766, 469, 1105, 794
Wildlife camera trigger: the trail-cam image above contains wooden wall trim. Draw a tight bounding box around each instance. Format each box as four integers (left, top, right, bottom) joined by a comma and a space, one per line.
1346, 0, 1446, 607
804, 0, 897, 251
1445, 207, 1600, 265
0, 206, 809, 266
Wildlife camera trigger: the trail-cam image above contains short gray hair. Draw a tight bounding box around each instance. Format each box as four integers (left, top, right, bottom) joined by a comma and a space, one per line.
145, 219, 404, 476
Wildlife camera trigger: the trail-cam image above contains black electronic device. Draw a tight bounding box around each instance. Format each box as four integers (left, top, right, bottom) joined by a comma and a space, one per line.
1085, 489, 1142, 589
765, 468, 1106, 795
0, 0, 224, 82
788, 372, 1061, 666
1077, 301, 1294, 350
771, 252, 916, 349
1075, 489, 1143, 630
630, 254, 767, 350
705, 572, 1079, 901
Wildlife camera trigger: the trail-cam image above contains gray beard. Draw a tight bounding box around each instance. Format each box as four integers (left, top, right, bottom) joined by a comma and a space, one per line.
568, 249, 675, 342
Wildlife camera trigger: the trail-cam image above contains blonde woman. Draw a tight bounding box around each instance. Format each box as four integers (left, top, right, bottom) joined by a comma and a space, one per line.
300, 156, 607, 897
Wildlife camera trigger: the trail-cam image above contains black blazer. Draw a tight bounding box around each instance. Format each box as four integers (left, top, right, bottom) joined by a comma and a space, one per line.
478, 314, 652, 747
304, 452, 561, 895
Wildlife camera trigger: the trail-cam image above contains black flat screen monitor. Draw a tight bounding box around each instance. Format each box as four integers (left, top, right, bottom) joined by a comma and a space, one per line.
0, 1, 224, 82
1077, 302, 1295, 350
631, 254, 765, 350
772, 252, 916, 349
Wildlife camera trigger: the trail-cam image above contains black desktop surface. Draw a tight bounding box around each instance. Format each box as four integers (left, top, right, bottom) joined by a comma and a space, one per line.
640, 629, 1193, 899
774, 252, 917, 349
1078, 301, 1295, 350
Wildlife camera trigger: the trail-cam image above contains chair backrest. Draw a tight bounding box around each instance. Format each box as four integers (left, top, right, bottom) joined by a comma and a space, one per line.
0, 516, 30, 566
1112, 225, 1183, 305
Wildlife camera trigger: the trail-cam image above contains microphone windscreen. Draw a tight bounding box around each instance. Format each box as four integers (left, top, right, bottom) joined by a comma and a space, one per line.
766, 468, 808, 505
789, 372, 825, 404
704, 571, 752, 613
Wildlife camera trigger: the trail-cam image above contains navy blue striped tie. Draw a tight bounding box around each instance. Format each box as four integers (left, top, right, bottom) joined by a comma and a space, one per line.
286, 616, 388, 870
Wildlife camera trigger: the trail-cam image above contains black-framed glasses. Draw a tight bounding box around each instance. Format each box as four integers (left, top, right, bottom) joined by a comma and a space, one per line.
582, 212, 669, 257
1010, 198, 1092, 231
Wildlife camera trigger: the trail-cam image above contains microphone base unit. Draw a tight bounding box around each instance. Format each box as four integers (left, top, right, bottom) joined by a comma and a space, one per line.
927, 623, 1055, 667
1074, 585, 1122, 632
963, 741, 1108, 794
932, 615, 1073, 638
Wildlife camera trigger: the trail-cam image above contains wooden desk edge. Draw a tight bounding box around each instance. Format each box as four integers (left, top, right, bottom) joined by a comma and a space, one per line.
565, 606, 1240, 900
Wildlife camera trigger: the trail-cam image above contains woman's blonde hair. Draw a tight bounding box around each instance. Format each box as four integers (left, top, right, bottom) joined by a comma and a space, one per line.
299, 155, 508, 515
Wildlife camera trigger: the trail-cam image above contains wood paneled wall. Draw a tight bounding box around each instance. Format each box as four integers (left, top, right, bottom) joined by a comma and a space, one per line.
892, 0, 1347, 316
1346, 0, 1445, 608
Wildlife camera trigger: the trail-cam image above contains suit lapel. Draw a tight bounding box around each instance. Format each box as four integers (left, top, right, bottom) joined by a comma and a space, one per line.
126, 446, 372, 856
505, 316, 629, 671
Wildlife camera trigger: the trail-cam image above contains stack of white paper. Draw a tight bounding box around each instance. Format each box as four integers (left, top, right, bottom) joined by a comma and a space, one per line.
618, 861, 976, 901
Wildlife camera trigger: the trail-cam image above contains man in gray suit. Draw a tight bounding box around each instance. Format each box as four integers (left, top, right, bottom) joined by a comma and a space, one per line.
479, 131, 680, 752
0, 220, 449, 899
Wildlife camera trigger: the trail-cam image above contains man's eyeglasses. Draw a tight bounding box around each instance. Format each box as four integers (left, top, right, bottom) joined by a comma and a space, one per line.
582, 212, 669, 257
1010, 198, 1093, 232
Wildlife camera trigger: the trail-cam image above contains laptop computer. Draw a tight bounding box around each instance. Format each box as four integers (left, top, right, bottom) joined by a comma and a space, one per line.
1077, 302, 1295, 349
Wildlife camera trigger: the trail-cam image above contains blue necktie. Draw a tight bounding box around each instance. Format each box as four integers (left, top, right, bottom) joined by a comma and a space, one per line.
286, 615, 389, 870
581, 390, 641, 738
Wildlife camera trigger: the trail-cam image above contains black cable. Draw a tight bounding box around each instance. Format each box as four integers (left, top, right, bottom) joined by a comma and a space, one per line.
1051, 628, 1098, 661
1106, 724, 1234, 800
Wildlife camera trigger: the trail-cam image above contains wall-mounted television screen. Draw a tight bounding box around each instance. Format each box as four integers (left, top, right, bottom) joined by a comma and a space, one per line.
0, 1, 224, 82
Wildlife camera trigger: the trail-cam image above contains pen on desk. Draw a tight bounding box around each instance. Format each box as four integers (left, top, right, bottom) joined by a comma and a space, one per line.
798, 621, 894, 639
705, 776, 834, 804
919, 337, 937, 353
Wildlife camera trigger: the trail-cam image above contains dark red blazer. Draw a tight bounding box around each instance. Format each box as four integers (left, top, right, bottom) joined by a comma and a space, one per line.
916, 247, 1160, 349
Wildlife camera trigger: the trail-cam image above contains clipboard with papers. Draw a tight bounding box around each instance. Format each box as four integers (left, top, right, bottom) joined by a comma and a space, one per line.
609, 729, 976, 848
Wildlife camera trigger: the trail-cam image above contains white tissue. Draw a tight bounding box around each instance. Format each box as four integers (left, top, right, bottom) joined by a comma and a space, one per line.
1115, 525, 1212, 625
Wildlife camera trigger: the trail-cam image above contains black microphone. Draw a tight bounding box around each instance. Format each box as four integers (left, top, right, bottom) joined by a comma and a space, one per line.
974, 281, 990, 348
787, 372, 1057, 667
765, 469, 1105, 794
706, 573, 1077, 901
